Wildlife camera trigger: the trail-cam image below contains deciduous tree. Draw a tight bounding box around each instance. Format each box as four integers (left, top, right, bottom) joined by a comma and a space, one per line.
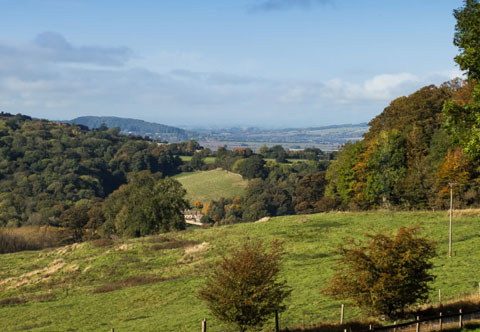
199, 241, 291, 332
324, 227, 436, 318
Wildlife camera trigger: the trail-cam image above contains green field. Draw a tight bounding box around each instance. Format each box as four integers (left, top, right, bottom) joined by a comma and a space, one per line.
1, 210, 480, 331
179, 156, 216, 164
174, 169, 247, 204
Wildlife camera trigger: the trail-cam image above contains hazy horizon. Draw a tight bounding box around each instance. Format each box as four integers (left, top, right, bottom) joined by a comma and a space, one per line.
0, 0, 464, 127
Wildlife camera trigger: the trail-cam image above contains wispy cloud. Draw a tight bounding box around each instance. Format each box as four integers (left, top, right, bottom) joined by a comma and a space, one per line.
33, 31, 133, 66
169, 69, 266, 86
0, 32, 463, 127
0, 32, 133, 70
249, 0, 332, 12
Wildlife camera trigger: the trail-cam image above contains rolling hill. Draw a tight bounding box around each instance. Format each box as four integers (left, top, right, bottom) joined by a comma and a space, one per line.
0, 210, 479, 331
70, 116, 196, 142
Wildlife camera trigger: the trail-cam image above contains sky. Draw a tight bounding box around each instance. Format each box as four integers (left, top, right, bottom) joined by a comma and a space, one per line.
0, 0, 465, 128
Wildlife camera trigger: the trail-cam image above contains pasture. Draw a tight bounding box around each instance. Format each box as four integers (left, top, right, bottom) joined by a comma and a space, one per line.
173, 169, 248, 204
1, 210, 479, 331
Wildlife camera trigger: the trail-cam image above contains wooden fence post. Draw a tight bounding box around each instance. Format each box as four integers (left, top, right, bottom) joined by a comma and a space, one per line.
202, 318, 207, 332
459, 309, 463, 329
275, 310, 279, 332
393, 321, 397, 332
111, 329, 114, 332
416, 316, 420, 332
439, 289, 442, 306
439, 312, 443, 331
340, 304, 345, 324
369, 324, 372, 330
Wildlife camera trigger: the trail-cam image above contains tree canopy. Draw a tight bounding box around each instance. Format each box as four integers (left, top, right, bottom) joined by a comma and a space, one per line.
102, 171, 188, 237
453, 0, 480, 80
443, 0, 480, 159
199, 241, 291, 332
0, 113, 184, 227
324, 227, 436, 318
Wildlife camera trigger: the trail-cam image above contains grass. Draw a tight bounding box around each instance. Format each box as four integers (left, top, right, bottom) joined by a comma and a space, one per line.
179, 156, 216, 164
173, 169, 247, 204
1, 210, 480, 331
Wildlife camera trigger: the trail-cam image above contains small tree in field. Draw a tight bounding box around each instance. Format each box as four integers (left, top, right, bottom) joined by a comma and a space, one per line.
199, 241, 291, 332
324, 227, 436, 318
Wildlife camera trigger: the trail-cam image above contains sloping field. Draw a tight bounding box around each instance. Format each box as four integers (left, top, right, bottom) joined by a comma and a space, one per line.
1, 210, 480, 331
174, 169, 247, 204
179, 156, 216, 164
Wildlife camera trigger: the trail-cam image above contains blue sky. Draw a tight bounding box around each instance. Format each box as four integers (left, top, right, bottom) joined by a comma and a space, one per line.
0, 0, 464, 128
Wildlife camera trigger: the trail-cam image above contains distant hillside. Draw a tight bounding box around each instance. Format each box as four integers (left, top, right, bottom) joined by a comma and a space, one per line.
195, 123, 369, 151
174, 169, 247, 204
70, 116, 195, 142
70, 116, 369, 150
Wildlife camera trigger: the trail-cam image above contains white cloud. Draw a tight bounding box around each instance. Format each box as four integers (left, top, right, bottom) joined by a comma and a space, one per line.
0, 32, 463, 127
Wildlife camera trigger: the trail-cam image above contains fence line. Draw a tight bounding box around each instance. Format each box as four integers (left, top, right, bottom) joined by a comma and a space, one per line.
359, 309, 480, 332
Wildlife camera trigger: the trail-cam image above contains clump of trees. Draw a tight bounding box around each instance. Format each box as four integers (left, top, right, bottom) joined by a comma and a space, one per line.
324, 227, 436, 318
101, 171, 188, 237
443, 0, 480, 159
323, 0, 480, 212
0, 114, 184, 227
325, 81, 480, 210
199, 241, 291, 332
200, 159, 332, 224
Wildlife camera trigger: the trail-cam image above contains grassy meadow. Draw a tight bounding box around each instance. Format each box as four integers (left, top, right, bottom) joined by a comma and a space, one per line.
1, 210, 480, 331
179, 156, 216, 164
173, 169, 247, 204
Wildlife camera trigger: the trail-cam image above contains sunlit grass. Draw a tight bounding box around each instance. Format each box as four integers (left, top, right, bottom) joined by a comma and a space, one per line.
0, 210, 479, 331
174, 169, 247, 204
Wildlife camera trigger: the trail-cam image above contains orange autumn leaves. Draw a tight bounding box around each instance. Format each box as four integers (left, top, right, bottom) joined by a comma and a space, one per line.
436, 147, 471, 197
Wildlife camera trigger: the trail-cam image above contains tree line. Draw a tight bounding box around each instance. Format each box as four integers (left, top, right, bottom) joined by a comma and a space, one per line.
0, 113, 189, 237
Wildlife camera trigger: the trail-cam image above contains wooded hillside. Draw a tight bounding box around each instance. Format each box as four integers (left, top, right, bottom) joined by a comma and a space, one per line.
326, 81, 480, 210
0, 113, 183, 227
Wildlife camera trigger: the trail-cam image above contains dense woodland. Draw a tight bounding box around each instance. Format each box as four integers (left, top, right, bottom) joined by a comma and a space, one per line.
0, 113, 187, 231
326, 80, 480, 210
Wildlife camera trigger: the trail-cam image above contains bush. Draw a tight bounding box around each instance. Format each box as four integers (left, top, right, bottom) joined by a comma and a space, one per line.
0, 226, 63, 254
0, 233, 34, 254
199, 240, 291, 332
324, 227, 436, 318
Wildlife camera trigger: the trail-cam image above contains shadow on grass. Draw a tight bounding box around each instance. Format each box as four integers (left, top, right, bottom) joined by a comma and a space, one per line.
408, 298, 480, 320
281, 320, 377, 332
288, 252, 329, 262
0, 293, 55, 307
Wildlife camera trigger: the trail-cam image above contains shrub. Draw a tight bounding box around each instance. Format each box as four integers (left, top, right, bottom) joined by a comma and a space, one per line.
324, 227, 436, 318
0, 233, 34, 254
199, 240, 291, 332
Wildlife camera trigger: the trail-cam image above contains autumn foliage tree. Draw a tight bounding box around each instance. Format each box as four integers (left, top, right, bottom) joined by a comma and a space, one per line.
436, 147, 471, 197
294, 171, 328, 213
199, 241, 291, 332
324, 227, 436, 318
